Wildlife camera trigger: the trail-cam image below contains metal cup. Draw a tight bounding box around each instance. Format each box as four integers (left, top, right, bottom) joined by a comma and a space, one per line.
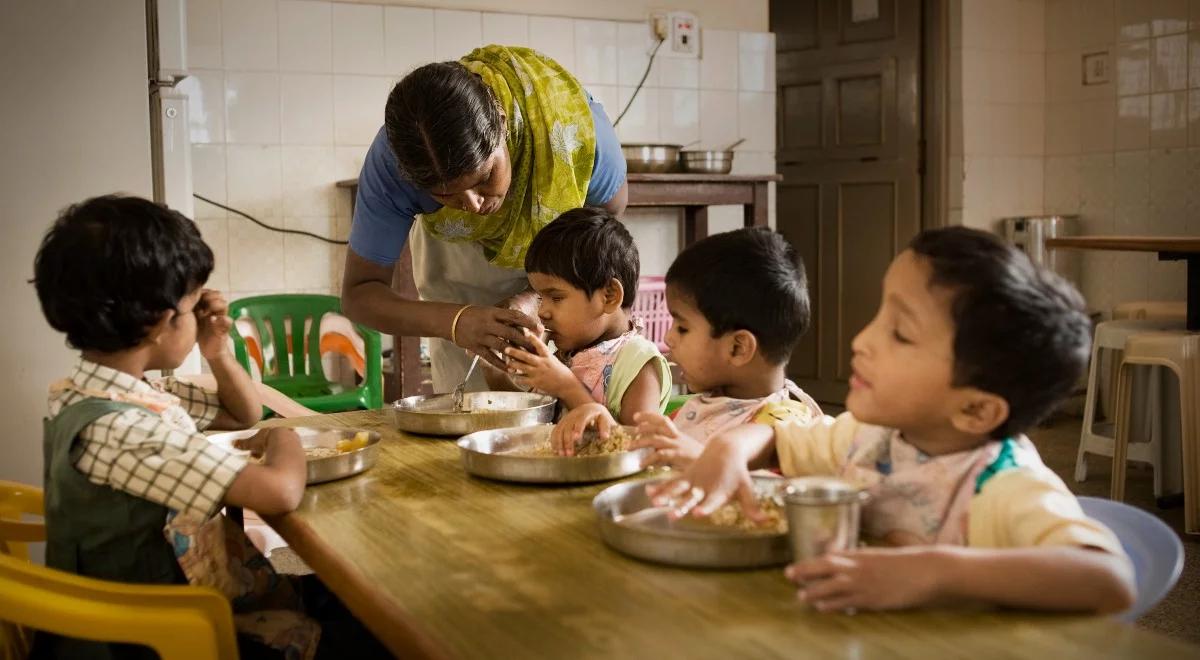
783, 477, 868, 561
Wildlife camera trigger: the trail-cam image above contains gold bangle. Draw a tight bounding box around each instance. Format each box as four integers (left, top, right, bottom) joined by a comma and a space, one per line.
450, 304, 473, 346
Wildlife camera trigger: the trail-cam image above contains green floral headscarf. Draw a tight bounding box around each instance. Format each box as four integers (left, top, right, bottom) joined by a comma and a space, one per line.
421, 45, 597, 269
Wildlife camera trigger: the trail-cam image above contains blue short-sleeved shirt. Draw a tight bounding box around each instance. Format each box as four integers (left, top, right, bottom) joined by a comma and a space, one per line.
349, 93, 626, 266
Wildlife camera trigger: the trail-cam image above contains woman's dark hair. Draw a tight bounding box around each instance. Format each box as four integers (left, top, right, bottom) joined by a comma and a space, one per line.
666, 228, 810, 365
385, 61, 505, 189
32, 195, 213, 353
909, 226, 1092, 439
524, 208, 640, 308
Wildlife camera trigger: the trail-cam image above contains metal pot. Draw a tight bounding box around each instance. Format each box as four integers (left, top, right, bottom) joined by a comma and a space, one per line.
679, 150, 734, 174
621, 143, 682, 173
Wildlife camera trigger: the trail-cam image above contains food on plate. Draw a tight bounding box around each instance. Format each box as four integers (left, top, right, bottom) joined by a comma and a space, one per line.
512, 425, 634, 457
690, 497, 787, 534
234, 430, 370, 461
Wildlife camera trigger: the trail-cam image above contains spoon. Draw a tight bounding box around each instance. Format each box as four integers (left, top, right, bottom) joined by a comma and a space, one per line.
452, 355, 481, 413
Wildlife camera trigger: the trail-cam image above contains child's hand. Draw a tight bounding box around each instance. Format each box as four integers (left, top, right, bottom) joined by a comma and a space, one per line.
645, 435, 767, 522
195, 289, 233, 360
551, 402, 614, 456
232, 428, 274, 458
631, 412, 705, 468
503, 329, 575, 396
785, 547, 942, 612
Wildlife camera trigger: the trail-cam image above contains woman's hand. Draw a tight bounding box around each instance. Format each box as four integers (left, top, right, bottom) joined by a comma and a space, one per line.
195, 289, 233, 361
785, 547, 944, 612
631, 412, 704, 468
497, 289, 544, 334
552, 402, 615, 456
503, 330, 577, 396
453, 305, 539, 371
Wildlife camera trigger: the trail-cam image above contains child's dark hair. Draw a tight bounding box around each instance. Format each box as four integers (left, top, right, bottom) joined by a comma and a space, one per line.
524, 208, 640, 308
33, 195, 213, 353
385, 61, 505, 190
909, 226, 1091, 439
666, 228, 809, 365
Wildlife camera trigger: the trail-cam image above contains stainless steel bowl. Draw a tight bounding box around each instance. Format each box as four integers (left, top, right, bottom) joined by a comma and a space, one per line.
679, 149, 735, 174
622, 143, 682, 173
593, 475, 790, 569
391, 391, 556, 437
305, 428, 382, 484
458, 424, 648, 483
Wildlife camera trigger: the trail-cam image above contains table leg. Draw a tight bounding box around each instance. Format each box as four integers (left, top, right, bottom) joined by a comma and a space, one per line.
1188, 256, 1198, 332
683, 206, 709, 246
744, 182, 769, 229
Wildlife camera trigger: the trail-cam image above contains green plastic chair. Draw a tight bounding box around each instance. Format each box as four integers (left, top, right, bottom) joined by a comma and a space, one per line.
665, 393, 693, 416
228, 294, 383, 413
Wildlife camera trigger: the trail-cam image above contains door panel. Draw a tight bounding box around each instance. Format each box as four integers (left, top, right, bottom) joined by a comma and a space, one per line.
772, 0, 922, 405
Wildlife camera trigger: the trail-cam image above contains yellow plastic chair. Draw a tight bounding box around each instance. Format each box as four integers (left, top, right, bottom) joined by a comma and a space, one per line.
0, 481, 238, 659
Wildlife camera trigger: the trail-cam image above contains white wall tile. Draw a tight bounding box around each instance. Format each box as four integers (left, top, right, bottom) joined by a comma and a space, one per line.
226, 145, 282, 219
948, 155, 965, 209
279, 1, 331, 73
334, 146, 367, 181
385, 6, 435, 74
992, 0, 1022, 52
482, 13, 529, 46
1151, 91, 1188, 146
1153, 0, 1190, 36
1079, 97, 1116, 152
224, 72, 279, 144
993, 104, 1023, 155
178, 70, 224, 144
1114, 150, 1151, 207
574, 20, 618, 86
622, 210, 678, 276
588, 84, 619, 122
962, 0, 998, 51
282, 146, 336, 216
659, 88, 699, 145
1115, 95, 1151, 149
738, 92, 775, 151
187, 0, 222, 69
1078, 153, 1116, 211
332, 3, 386, 75
1045, 102, 1081, 155
529, 16, 575, 70
1045, 0, 1079, 52
1116, 40, 1151, 95
1189, 88, 1200, 144
283, 217, 336, 290
992, 51, 1024, 103
196, 218, 230, 292
700, 29, 738, 90
961, 156, 994, 229
738, 32, 774, 92
617, 21, 659, 88
228, 220, 285, 292
1045, 51, 1079, 103
333, 75, 392, 146
281, 73, 333, 145
1017, 51, 1045, 103
1019, 155, 1045, 212
1019, 103, 1045, 155
221, 0, 277, 70
730, 151, 775, 175
1079, 0, 1115, 48
963, 102, 992, 155
657, 57, 700, 88
961, 49, 989, 104
1018, 0, 1045, 52
1116, 0, 1152, 41
192, 144, 227, 217
1149, 147, 1189, 213
990, 156, 1023, 216
1153, 34, 1189, 91
615, 86, 660, 143
435, 10, 483, 62
1045, 154, 1081, 213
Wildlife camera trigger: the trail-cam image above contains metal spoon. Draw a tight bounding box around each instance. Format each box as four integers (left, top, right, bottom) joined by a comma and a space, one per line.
452, 355, 481, 413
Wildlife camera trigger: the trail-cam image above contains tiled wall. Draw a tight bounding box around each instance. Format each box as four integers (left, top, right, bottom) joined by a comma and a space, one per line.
181, 0, 778, 302
1041, 0, 1192, 312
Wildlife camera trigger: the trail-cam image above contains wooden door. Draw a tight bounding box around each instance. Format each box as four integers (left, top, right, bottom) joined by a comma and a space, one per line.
772, 0, 923, 404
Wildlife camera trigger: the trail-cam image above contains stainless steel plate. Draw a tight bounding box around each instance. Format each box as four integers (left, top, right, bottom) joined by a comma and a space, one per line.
593, 475, 790, 569
457, 424, 648, 484
391, 391, 556, 437
207, 427, 381, 485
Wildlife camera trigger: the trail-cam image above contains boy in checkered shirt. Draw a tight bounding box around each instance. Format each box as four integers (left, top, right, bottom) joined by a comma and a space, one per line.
32, 195, 389, 659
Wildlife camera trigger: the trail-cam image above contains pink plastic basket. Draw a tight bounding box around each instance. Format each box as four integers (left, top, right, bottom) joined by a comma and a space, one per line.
632, 276, 671, 352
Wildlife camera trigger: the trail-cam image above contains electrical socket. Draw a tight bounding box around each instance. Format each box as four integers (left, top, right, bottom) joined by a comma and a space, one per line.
650, 13, 669, 41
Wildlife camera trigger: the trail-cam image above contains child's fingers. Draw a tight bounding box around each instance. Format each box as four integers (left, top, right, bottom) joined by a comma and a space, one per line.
735, 481, 768, 523
503, 347, 538, 368
634, 414, 673, 437
630, 433, 677, 451
647, 477, 692, 505
643, 448, 684, 468
522, 327, 553, 357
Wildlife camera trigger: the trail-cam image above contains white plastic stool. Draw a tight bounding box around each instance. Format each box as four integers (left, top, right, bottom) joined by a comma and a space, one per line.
1075, 319, 1183, 497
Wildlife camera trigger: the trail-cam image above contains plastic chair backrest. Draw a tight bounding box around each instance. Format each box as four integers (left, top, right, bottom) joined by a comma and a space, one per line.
631, 276, 670, 353
0, 552, 237, 659
0, 481, 45, 562
1077, 496, 1184, 621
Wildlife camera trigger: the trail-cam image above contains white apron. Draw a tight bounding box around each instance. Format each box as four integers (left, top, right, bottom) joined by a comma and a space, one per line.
409, 220, 530, 393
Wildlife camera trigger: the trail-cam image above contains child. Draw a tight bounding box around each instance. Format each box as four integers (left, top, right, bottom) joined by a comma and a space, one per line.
32, 195, 389, 659
484, 208, 671, 450
650, 226, 1135, 615
556, 227, 821, 463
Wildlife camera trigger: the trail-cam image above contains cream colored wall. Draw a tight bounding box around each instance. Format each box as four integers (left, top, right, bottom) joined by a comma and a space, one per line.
0, 0, 153, 487
333, 0, 769, 32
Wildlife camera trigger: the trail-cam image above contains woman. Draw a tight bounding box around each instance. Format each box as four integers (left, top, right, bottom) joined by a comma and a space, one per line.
341, 45, 628, 393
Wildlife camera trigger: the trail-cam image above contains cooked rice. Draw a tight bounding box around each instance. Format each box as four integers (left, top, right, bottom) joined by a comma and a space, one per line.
513, 425, 633, 457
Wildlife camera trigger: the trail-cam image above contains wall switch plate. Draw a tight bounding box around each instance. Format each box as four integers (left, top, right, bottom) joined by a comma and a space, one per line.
650, 10, 700, 58
1083, 51, 1110, 85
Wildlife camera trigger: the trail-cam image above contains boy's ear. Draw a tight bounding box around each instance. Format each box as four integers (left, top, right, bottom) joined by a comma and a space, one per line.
726, 329, 759, 367
600, 278, 624, 312
948, 388, 1010, 437
143, 309, 175, 346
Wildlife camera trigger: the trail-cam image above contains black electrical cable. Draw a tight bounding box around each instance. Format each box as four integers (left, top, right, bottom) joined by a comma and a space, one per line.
193, 193, 349, 245
612, 37, 666, 127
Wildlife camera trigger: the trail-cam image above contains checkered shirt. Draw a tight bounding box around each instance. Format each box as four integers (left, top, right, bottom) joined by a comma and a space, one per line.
47, 359, 247, 518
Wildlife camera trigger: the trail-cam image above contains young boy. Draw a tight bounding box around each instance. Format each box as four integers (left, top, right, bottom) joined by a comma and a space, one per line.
651, 226, 1135, 614
32, 195, 387, 658
483, 208, 671, 450
556, 227, 821, 462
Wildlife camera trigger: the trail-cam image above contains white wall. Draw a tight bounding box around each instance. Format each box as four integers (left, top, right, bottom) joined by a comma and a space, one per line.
0, 0, 153, 487
183, 0, 777, 302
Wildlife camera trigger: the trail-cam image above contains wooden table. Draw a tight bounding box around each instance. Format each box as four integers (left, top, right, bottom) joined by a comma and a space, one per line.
260, 410, 1194, 659
1045, 236, 1200, 330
